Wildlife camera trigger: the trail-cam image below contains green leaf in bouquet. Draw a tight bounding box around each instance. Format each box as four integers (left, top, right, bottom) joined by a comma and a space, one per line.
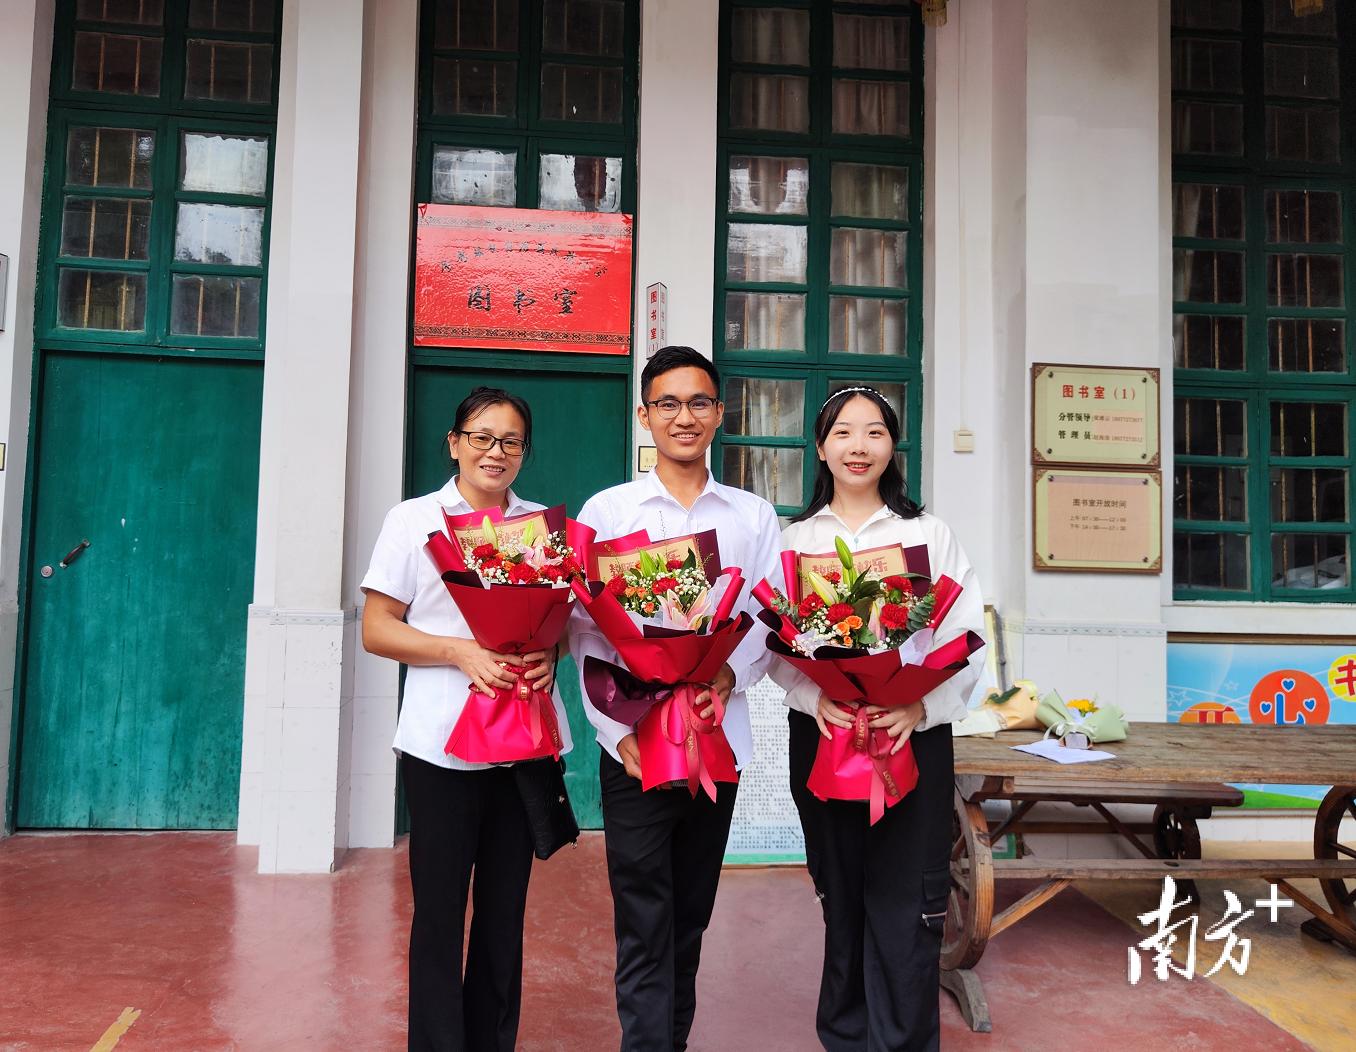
849, 577, 881, 605
857, 626, 879, 647
682, 548, 698, 571
638, 549, 659, 577
480, 516, 498, 547
907, 592, 935, 633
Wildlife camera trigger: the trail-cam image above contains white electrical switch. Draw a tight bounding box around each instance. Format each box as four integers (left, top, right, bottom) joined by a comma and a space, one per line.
953, 428, 975, 453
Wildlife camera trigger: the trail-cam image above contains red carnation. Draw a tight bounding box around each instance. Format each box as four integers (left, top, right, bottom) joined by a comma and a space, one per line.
824, 570, 841, 585
797, 594, 825, 618
882, 575, 909, 595
478, 558, 503, 574
540, 564, 566, 582
508, 562, 539, 584
652, 576, 680, 595
879, 602, 909, 630
607, 575, 629, 595
667, 557, 685, 570
544, 546, 559, 559
827, 603, 855, 624
561, 556, 581, 577
472, 542, 497, 560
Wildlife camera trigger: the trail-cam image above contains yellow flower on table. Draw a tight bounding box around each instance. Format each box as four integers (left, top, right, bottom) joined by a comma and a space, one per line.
1067, 698, 1099, 715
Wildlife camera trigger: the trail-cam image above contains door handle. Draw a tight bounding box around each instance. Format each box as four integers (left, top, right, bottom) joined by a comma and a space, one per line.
59, 539, 90, 569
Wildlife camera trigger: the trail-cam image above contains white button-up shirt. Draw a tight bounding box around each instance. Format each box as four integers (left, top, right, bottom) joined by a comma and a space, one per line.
569, 470, 782, 767
360, 476, 574, 769
773, 506, 986, 731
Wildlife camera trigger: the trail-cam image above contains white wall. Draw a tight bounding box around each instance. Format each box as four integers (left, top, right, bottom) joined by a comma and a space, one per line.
0, 0, 54, 833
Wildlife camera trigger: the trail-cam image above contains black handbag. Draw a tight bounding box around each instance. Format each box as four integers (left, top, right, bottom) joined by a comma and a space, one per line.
511, 756, 579, 860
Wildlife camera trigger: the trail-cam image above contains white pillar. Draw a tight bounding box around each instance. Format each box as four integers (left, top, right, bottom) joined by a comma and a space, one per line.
238, 0, 368, 873
0, 0, 54, 834
341, 0, 419, 849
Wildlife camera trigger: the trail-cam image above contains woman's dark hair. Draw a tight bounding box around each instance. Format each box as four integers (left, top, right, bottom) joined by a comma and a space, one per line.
448, 386, 533, 460
790, 387, 923, 522
640, 346, 722, 402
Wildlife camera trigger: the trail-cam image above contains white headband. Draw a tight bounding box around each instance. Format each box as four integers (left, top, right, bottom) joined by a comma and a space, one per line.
820, 386, 883, 409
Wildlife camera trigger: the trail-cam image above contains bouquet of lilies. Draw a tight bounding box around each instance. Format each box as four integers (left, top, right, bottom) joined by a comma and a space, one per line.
424, 504, 594, 764
605, 546, 720, 631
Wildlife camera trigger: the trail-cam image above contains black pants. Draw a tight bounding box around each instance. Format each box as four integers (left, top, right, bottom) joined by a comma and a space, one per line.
401, 754, 535, 1052
789, 710, 954, 1052
599, 751, 739, 1052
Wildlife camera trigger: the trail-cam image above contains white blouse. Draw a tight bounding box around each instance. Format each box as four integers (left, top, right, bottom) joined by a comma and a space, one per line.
772, 505, 985, 731
360, 476, 574, 770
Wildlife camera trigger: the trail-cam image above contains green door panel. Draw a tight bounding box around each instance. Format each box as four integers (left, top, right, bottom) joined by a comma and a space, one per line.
408, 362, 631, 828
16, 352, 262, 829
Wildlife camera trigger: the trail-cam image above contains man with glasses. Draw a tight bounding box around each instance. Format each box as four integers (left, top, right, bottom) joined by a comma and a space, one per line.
570, 346, 781, 1051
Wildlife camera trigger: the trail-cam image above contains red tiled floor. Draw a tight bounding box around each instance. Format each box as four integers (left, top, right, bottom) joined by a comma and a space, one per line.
0, 832, 1313, 1051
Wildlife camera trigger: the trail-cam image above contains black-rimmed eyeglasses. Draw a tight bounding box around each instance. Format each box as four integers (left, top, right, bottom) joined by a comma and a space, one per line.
644, 396, 720, 419
455, 431, 527, 457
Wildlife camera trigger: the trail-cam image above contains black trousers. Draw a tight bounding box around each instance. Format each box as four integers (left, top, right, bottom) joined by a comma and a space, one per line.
599, 751, 739, 1052
401, 754, 535, 1052
788, 710, 954, 1052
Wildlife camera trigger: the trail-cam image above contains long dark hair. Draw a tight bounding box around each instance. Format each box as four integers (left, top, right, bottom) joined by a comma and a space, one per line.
447, 386, 533, 462
790, 387, 923, 523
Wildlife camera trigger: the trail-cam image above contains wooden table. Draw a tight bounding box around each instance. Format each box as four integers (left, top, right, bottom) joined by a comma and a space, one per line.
944, 724, 1356, 1032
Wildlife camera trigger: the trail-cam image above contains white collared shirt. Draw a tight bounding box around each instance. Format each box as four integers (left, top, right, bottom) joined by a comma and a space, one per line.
360, 476, 574, 770
773, 506, 986, 731
569, 470, 782, 767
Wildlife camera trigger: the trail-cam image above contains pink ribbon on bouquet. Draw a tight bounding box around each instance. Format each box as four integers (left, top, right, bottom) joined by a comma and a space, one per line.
502, 663, 564, 757
657, 682, 726, 800
846, 703, 906, 825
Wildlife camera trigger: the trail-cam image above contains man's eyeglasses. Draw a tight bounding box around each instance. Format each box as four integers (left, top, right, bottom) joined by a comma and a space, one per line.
455, 430, 527, 457
644, 396, 720, 419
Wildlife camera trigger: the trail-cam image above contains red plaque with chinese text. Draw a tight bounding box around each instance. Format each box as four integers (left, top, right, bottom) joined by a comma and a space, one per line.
413, 204, 633, 354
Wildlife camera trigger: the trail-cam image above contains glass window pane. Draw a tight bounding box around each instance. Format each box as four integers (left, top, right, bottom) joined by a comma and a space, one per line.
1171, 0, 1240, 30
724, 292, 806, 352
1272, 534, 1348, 590
1173, 532, 1250, 591
431, 146, 516, 206
170, 274, 261, 338
174, 203, 264, 266
1173, 248, 1245, 303
1267, 252, 1343, 307
829, 379, 906, 433
540, 63, 621, 122
60, 197, 152, 260
1271, 467, 1347, 522
830, 228, 906, 288
181, 132, 268, 195
1269, 318, 1345, 372
724, 377, 805, 437
185, 40, 274, 103
77, 0, 165, 24
188, 0, 277, 32
431, 57, 517, 116
1264, 0, 1336, 37
1174, 397, 1246, 456
831, 163, 908, 221
434, 0, 518, 50
728, 155, 809, 215
730, 73, 809, 133
57, 268, 147, 331
1266, 105, 1339, 163
1270, 401, 1346, 457
731, 7, 809, 66
722, 445, 803, 507
538, 153, 620, 212
1174, 314, 1245, 370
72, 31, 162, 95
1172, 100, 1244, 156
832, 79, 909, 137
543, 0, 623, 57
1171, 38, 1241, 94
67, 126, 155, 189
1173, 183, 1244, 240
828, 296, 906, 356
1265, 43, 1339, 100
1267, 189, 1342, 243
833, 14, 908, 71
726, 223, 807, 283
1174, 465, 1247, 521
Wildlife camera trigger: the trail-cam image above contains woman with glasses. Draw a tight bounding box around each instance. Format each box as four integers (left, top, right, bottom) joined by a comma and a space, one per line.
361, 386, 571, 1052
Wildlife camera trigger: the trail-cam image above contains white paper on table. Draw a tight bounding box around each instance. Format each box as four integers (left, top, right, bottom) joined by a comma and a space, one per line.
1010, 738, 1116, 764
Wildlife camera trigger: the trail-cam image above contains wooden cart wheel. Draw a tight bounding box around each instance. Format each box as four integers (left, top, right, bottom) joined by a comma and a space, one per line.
1315, 785, 1356, 928
943, 787, 994, 972
1153, 804, 1203, 904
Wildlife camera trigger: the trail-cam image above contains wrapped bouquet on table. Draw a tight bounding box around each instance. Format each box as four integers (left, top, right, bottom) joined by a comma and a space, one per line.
1036, 690, 1129, 746
754, 537, 985, 824
424, 503, 594, 764
572, 528, 753, 800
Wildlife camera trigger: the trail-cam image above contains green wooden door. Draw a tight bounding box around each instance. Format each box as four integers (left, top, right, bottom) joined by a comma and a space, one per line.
15, 353, 262, 829
409, 362, 630, 827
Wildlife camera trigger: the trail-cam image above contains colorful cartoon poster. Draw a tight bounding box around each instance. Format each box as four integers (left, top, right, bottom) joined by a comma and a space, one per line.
1167, 641, 1356, 807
